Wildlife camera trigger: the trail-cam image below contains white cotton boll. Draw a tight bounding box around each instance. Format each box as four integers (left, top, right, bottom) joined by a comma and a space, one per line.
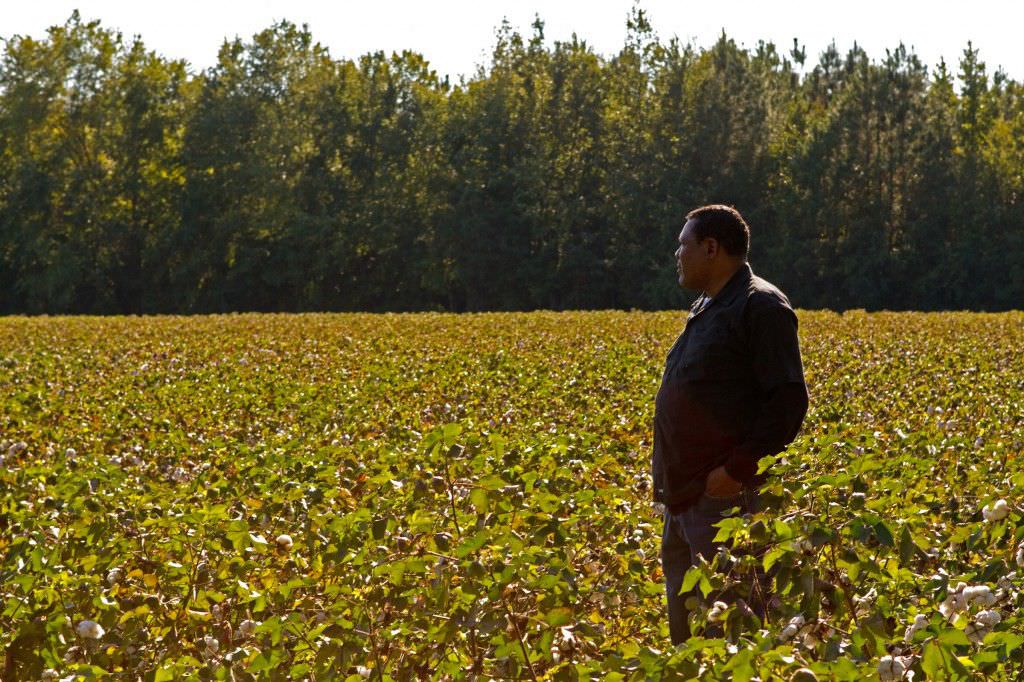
877, 655, 906, 681
905, 613, 929, 641
779, 614, 805, 641
559, 626, 576, 651
106, 567, 122, 586
357, 666, 372, 678
708, 601, 728, 622
1016, 544, 1024, 568
976, 609, 1001, 627
550, 645, 561, 663
946, 582, 970, 612
942, 593, 958, 618
982, 499, 1009, 522
275, 534, 293, 551
965, 621, 991, 644
963, 585, 996, 607
962, 585, 985, 601
65, 448, 76, 458
238, 619, 260, 637
8, 441, 27, 456
854, 587, 877, 615
41, 670, 59, 681
203, 635, 219, 652
76, 620, 105, 639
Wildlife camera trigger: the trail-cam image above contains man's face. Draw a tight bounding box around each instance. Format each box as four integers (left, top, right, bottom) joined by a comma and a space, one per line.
675, 219, 709, 291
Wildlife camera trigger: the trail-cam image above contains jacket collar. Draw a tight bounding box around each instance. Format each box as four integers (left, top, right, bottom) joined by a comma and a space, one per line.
706, 262, 752, 308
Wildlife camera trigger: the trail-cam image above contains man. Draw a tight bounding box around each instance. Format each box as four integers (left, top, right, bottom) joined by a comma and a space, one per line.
653, 204, 809, 645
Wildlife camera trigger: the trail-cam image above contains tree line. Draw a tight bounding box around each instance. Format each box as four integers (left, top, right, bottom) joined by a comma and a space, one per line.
1, 10, 1022, 314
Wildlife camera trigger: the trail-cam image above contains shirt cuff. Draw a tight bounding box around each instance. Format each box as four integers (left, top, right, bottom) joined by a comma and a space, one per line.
723, 447, 760, 485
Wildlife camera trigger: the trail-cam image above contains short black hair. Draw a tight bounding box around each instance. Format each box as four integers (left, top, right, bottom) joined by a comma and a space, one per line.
685, 204, 750, 257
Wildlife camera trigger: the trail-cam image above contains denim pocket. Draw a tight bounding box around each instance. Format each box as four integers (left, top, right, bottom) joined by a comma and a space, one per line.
698, 490, 744, 515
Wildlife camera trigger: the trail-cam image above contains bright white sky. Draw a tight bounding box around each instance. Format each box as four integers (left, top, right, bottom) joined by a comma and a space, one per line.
3, 1, 1021, 82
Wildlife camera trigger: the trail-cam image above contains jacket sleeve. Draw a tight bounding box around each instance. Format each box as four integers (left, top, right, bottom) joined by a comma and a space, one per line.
723, 300, 809, 484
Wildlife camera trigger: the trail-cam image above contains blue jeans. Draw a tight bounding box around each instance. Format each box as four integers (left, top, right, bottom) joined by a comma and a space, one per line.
661, 487, 767, 645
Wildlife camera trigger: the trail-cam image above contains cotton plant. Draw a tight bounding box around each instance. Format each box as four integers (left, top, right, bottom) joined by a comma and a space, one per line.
75, 620, 104, 640
964, 609, 1001, 644
778, 614, 808, 642
939, 582, 997, 621
877, 654, 913, 681
238, 619, 260, 638
903, 613, 929, 642
981, 499, 1010, 522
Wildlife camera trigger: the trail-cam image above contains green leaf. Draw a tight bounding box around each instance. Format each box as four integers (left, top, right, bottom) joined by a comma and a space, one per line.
763, 545, 788, 571
921, 642, 943, 678
720, 648, 754, 681
937, 628, 971, 646
545, 607, 573, 626
989, 631, 1024, 655
454, 530, 490, 558
681, 566, 702, 595
470, 487, 489, 513
154, 667, 177, 682
872, 520, 894, 547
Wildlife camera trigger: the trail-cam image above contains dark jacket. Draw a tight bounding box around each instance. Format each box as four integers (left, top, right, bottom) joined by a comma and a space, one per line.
652, 263, 809, 509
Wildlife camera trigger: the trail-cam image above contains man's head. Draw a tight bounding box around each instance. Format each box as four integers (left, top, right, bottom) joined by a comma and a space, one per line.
675, 204, 750, 291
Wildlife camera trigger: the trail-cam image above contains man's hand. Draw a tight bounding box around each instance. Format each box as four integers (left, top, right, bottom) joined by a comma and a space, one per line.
705, 465, 744, 497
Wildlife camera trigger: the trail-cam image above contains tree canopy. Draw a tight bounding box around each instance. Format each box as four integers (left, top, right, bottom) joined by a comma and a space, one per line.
2, 11, 1022, 313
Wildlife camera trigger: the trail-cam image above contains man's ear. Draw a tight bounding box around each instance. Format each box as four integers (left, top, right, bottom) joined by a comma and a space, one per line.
704, 237, 719, 259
